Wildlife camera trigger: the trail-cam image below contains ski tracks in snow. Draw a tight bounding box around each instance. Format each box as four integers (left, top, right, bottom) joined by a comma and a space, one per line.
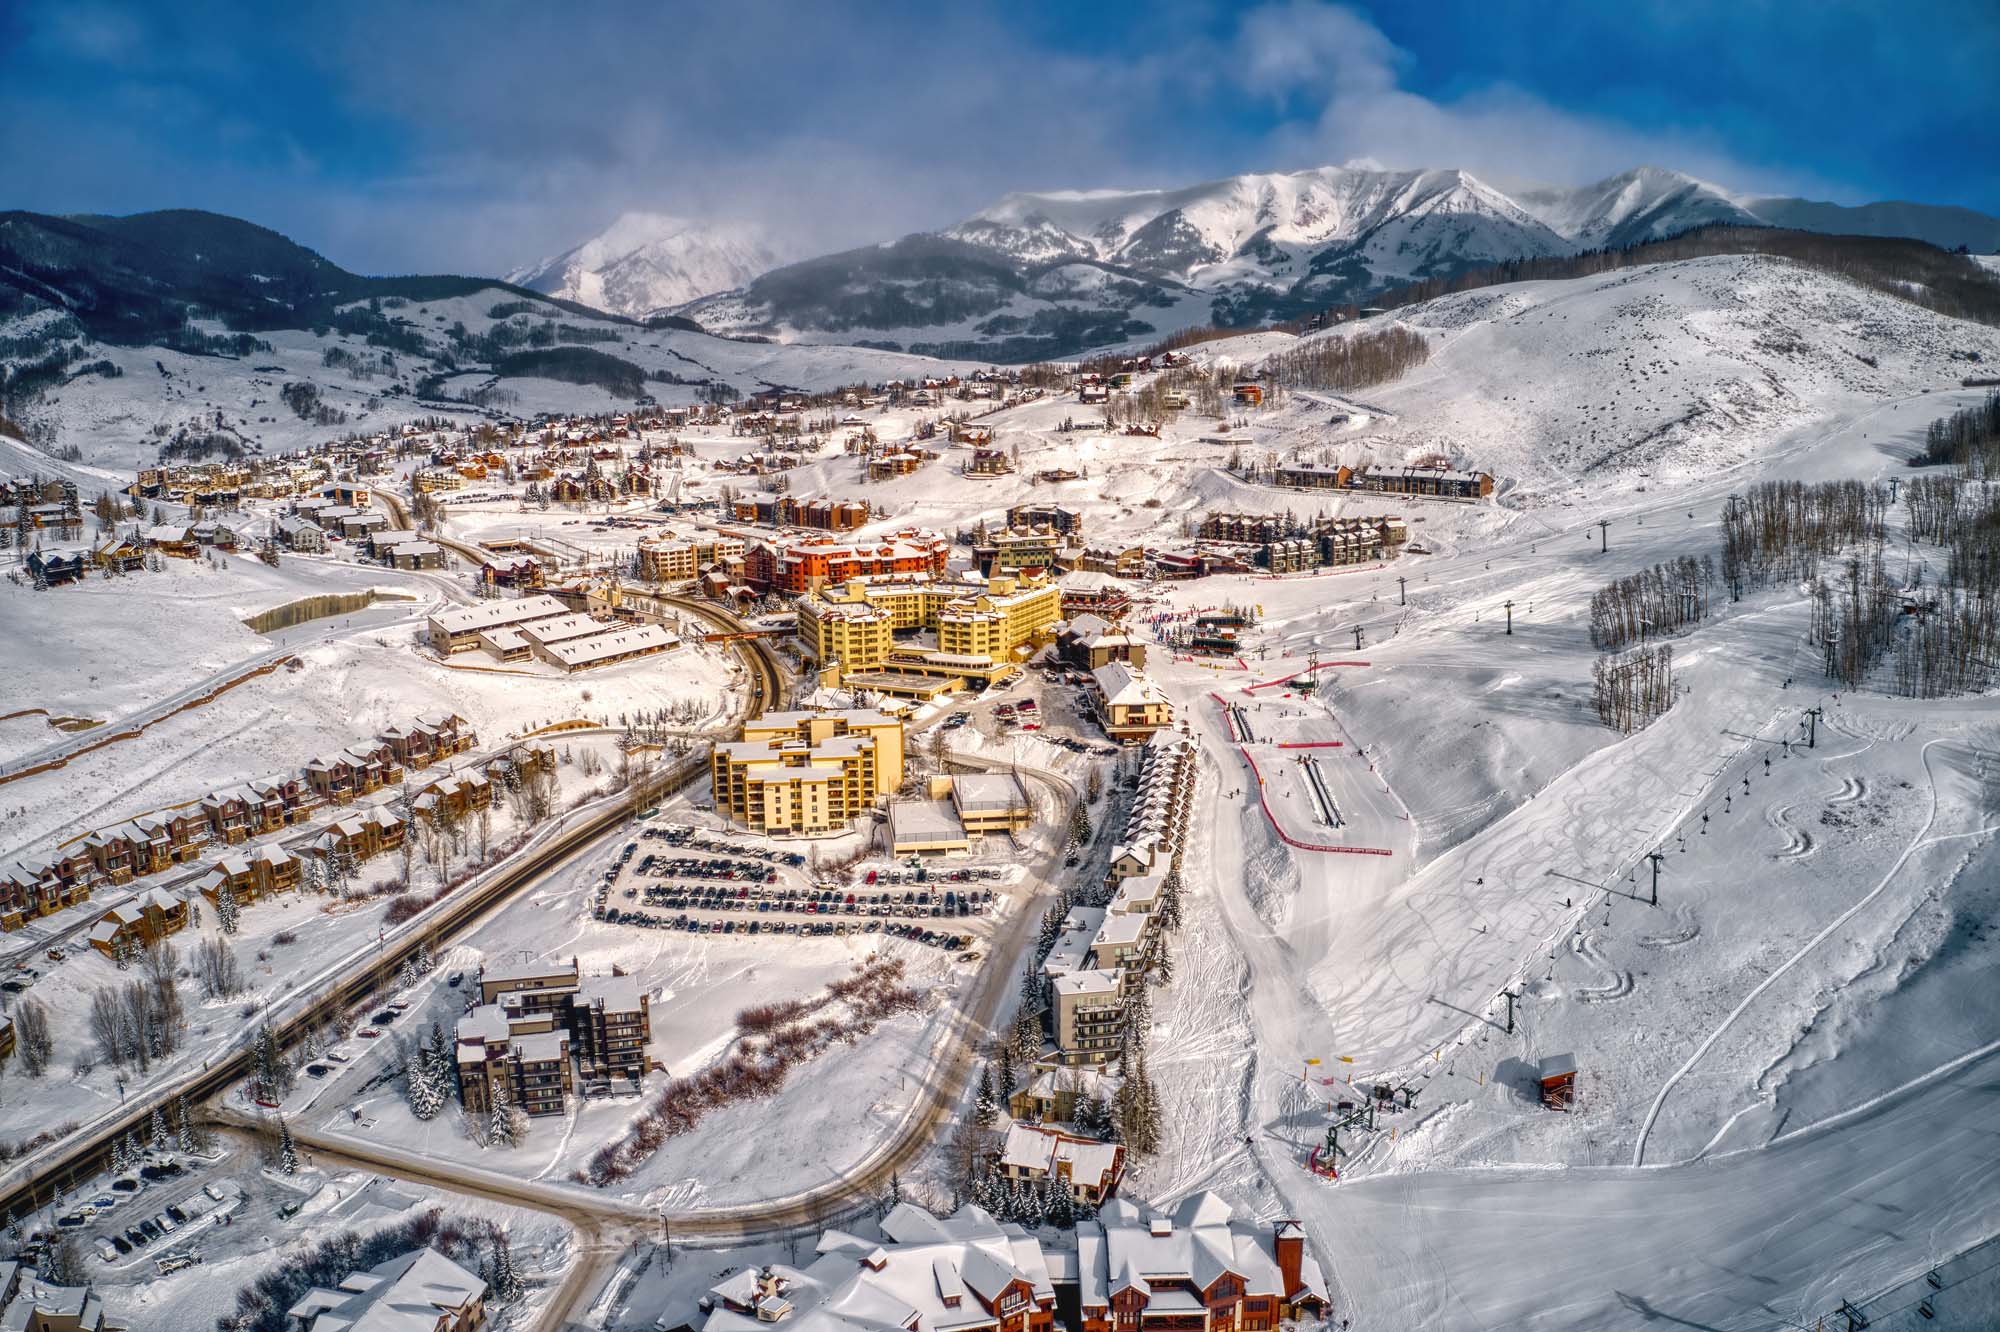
1631, 737, 2000, 1166
1569, 929, 1633, 1002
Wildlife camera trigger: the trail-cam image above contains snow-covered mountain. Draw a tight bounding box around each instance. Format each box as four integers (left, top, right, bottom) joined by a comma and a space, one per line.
507, 212, 784, 319
682, 164, 2000, 360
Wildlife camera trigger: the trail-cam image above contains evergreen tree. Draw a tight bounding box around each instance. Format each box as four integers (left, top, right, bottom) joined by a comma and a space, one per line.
276, 1117, 299, 1175
487, 1073, 520, 1148
1151, 934, 1174, 986
407, 1045, 446, 1121
148, 1105, 168, 1151
124, 1129, 142, 1168
491, 1233, 523, 1301
398, 955, 419, 991
996, 1043, 1016, 1102
254, 1022, 290, 1099
1016, 1178, 1047, 1228
1114, 1051, 1163, 1155
215, 883, 240, 936
974, 1065, 997, 1128
1074, 1093, 1111, 1139
40, 1237, 85, 1287
1047, 1184, 1077, 1230
1010, 1001, 1042, 1064
174, 1097, 196, 1154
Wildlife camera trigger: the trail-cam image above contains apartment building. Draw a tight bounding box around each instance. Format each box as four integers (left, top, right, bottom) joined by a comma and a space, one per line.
743, 530, 951, 596
0, 1264, 118, 1331
1077, 1195, 1329, 1332
192, 845, 301, 907
710, 708, 906, 835
86, 886, 191, 956
1006, 503, 1085, 537
701, 1203, 1057, 1332
0, 853, 95, 929
572, 973, 652, 1086
1052, 970, 1125, 1067
1044, 734, 1198, 1065
973, 528, 1068, 577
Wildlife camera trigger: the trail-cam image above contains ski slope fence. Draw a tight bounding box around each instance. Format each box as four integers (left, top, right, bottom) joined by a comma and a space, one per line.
1246, 660, 1371, 693
1211, 694, 1392, 856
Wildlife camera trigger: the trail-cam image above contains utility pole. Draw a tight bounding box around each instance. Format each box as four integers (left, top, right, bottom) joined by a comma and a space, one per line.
1646, 850, 1664, 907
1503, 600, 1515, 635
1501, 986, 1519, 1035
1597, 518, 1610, 553
1397, 575, 1407, 606
1805, 705, 1823, 749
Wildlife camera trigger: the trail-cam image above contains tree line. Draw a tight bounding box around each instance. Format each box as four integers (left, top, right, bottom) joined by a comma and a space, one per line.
1588, 555, 1717, 651
1259, 325, 1431, 393
1719, 478, 1888, 596
1591, 643, 1677, 733
1912, 390, 2000, 475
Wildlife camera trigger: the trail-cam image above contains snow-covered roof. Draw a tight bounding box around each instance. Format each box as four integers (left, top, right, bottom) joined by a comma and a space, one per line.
999, 1123, 1122, 1194
1091, 661, 1168, 710
538, 623, 678, 667
287, 1246, 486, 1332
704, 1203, 1051, 1332
428, 593, 572, 635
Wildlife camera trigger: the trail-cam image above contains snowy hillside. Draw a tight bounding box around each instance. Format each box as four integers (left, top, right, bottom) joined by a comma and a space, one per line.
0, 286, 981, 472
1208, 254, 2000, 499
506, 212, 784, 318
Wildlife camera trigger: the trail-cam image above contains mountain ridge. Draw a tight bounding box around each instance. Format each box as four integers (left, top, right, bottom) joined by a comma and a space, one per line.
673, 164, 2000, 359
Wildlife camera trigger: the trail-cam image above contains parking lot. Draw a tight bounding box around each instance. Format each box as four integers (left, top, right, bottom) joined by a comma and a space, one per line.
589, 825, 1010, 955
37, 1151, 244, 1276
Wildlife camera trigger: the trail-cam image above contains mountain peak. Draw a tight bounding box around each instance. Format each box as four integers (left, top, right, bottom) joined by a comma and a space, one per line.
506, 213, 784, 318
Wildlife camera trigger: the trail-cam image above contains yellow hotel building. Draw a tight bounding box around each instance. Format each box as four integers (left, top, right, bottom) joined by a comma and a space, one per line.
794, 573, 1061, 693
710, 708, 906, 834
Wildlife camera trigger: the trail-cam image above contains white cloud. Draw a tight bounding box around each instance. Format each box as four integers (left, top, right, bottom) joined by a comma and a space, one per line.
1234, 1, 1847, 201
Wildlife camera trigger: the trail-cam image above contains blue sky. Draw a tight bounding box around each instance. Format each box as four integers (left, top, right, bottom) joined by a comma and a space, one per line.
5, 0, 1995, 275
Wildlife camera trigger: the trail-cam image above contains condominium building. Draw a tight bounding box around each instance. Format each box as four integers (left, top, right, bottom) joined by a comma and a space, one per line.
637, 534, 746, 583
710, 708, 906, 835
426, 594, 573, 654
697, 1195, 1326, 1332
1051, 970, 1125, 1066
745, 530, 951, 596
1090, 662, 1174, 743
457, 959, 653, 1114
